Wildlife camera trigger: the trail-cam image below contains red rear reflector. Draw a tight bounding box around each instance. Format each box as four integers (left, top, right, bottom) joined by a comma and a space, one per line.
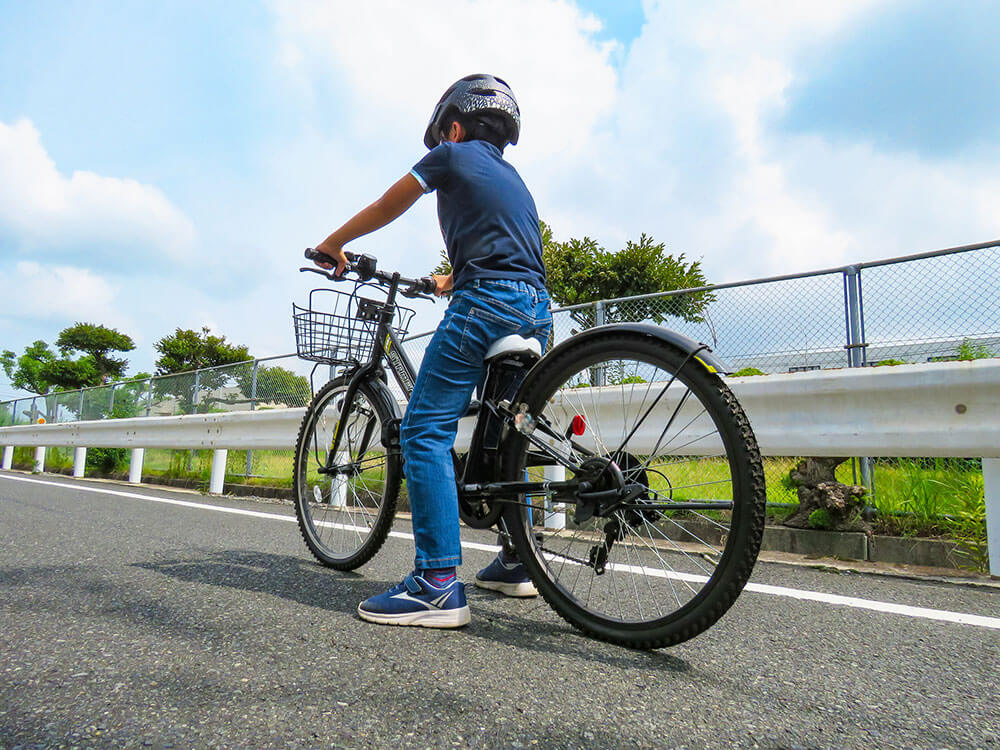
571, 415, 586, 436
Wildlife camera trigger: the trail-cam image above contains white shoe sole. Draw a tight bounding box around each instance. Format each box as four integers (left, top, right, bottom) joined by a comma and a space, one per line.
357, 604, 471, 628
474, 578, 538, 597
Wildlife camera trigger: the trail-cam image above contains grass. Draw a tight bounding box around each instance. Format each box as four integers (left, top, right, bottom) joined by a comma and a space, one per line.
871, 458, 985, 534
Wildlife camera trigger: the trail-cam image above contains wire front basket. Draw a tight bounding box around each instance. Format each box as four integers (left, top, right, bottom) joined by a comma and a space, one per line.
293, 284, 415, 366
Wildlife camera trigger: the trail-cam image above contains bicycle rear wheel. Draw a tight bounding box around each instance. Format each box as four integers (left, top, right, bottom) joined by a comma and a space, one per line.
503, 331, 765, 648
293, 376, 401, 569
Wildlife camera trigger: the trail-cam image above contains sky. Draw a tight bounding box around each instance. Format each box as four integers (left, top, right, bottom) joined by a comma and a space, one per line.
2, 0, 999, 399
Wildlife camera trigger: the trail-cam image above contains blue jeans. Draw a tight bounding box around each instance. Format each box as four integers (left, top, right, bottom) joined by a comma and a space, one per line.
400, 280, 552, 570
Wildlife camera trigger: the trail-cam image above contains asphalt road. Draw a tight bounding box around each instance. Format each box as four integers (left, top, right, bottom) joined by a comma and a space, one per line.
1, 472, 998, 750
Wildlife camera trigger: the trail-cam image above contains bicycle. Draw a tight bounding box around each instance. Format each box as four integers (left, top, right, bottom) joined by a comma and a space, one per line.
292, 248, 766, 649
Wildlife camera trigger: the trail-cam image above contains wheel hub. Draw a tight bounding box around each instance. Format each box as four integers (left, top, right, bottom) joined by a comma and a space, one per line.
573, 452, 652, 525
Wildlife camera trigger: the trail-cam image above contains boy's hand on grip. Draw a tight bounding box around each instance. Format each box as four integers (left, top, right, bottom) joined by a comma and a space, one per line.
310, 242, 349, 277
432, 273, 453, 297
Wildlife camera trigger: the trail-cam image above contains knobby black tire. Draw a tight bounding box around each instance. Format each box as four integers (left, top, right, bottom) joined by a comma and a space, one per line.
293, 376, 401, 570
502, 332, 766, 649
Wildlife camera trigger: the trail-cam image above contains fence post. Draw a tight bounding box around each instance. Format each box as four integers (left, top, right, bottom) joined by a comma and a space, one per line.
73, 447, 87, 477
145, 378, 153, 417
843, 266, 873, 495
79, 390, 85, 421
192, 370, 200, 414
246, 360, 259, 477
210, 449, 228, 494
107, 384, 115, 416
2, 446, 12, 470
984, 458, 999, 578
593, 301, 607, 386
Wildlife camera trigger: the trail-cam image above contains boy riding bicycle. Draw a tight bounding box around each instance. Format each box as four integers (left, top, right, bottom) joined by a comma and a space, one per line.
312, 74, 551, 628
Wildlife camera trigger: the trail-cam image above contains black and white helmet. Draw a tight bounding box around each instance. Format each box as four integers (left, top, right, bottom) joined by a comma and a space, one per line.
423, 74, 521, 149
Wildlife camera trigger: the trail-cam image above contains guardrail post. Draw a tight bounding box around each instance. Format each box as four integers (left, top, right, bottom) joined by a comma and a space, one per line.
209, 449, 228, 494
129, 448, 144, 484
543, 465, 566, 529
2, 446, 12, 470
331, 450, 348, 507
984, 458, 999, 578
33, 446, 46, 473
73, 447, 87, 477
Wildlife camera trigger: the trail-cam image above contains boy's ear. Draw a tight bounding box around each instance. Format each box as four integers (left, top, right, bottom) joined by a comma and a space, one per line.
448, 120, 466, 143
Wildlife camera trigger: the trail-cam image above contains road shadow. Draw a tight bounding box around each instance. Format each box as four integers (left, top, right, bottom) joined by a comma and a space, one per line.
134, 549, 691, 673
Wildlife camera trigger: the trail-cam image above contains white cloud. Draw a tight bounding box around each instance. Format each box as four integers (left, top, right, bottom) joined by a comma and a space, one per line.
270, 0, 619, 161
524, 0, 1000, 280
0, 261, 121, 326
0, 119, 195, 260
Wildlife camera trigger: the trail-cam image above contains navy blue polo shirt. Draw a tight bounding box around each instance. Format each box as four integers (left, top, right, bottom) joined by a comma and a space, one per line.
410, 140, 545, 291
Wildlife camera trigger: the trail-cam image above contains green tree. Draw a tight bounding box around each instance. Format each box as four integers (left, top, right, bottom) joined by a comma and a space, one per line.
153, 327, 252, 413
154, 327, 251, 374
2, 323, 135, 399
55, 322, 135, 384
1, 341, 58, 395
542, 222, 714, 327
234, 365, 311, 408
432, 223, 713, 328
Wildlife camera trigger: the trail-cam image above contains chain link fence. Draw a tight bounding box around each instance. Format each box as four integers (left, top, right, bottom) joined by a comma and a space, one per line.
2, 240, 996, 566
0, 355, 321, 488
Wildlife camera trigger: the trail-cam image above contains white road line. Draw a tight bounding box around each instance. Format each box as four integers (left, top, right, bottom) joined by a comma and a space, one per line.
1, 472, 300, 523
3, 472, 998, 630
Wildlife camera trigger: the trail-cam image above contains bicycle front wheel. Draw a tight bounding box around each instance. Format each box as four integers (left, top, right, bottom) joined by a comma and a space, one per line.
293, 376, 401, 569
503, 331, 765, 648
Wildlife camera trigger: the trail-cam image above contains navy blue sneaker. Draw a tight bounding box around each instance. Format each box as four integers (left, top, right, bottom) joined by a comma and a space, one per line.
475, 554, 537, 597
357, 572, 470, 628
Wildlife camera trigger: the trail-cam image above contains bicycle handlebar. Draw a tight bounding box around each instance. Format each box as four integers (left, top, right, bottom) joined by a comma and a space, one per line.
301, 248, 437, 300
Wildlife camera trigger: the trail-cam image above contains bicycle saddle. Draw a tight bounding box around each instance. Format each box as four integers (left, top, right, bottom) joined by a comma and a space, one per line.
484, 335, 542, 361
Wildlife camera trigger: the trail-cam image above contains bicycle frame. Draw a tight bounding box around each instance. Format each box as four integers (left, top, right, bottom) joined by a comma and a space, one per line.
315, 271, 734, 526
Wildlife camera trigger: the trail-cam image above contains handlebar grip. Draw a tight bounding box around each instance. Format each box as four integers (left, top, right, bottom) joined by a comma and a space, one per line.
418, 277, 438, 295
304, 248, 360, 264
304, 248, 336, 265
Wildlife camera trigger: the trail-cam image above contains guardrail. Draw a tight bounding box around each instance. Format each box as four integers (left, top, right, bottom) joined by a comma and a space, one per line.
2, 360, 998, 574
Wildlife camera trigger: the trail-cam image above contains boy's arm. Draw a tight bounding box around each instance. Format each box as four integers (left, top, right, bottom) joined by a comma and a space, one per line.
314, 173, 425, 275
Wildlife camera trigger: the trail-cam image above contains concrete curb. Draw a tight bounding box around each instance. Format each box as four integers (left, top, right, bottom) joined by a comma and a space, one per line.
661, 517, 967, 571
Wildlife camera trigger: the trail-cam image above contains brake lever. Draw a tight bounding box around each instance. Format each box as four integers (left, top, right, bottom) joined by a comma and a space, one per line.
399, 276, 440, 301
399, 289, 437, 302
299, 266, 341, 281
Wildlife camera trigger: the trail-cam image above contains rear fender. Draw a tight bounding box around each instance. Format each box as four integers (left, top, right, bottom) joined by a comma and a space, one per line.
536, 322, 728, 376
